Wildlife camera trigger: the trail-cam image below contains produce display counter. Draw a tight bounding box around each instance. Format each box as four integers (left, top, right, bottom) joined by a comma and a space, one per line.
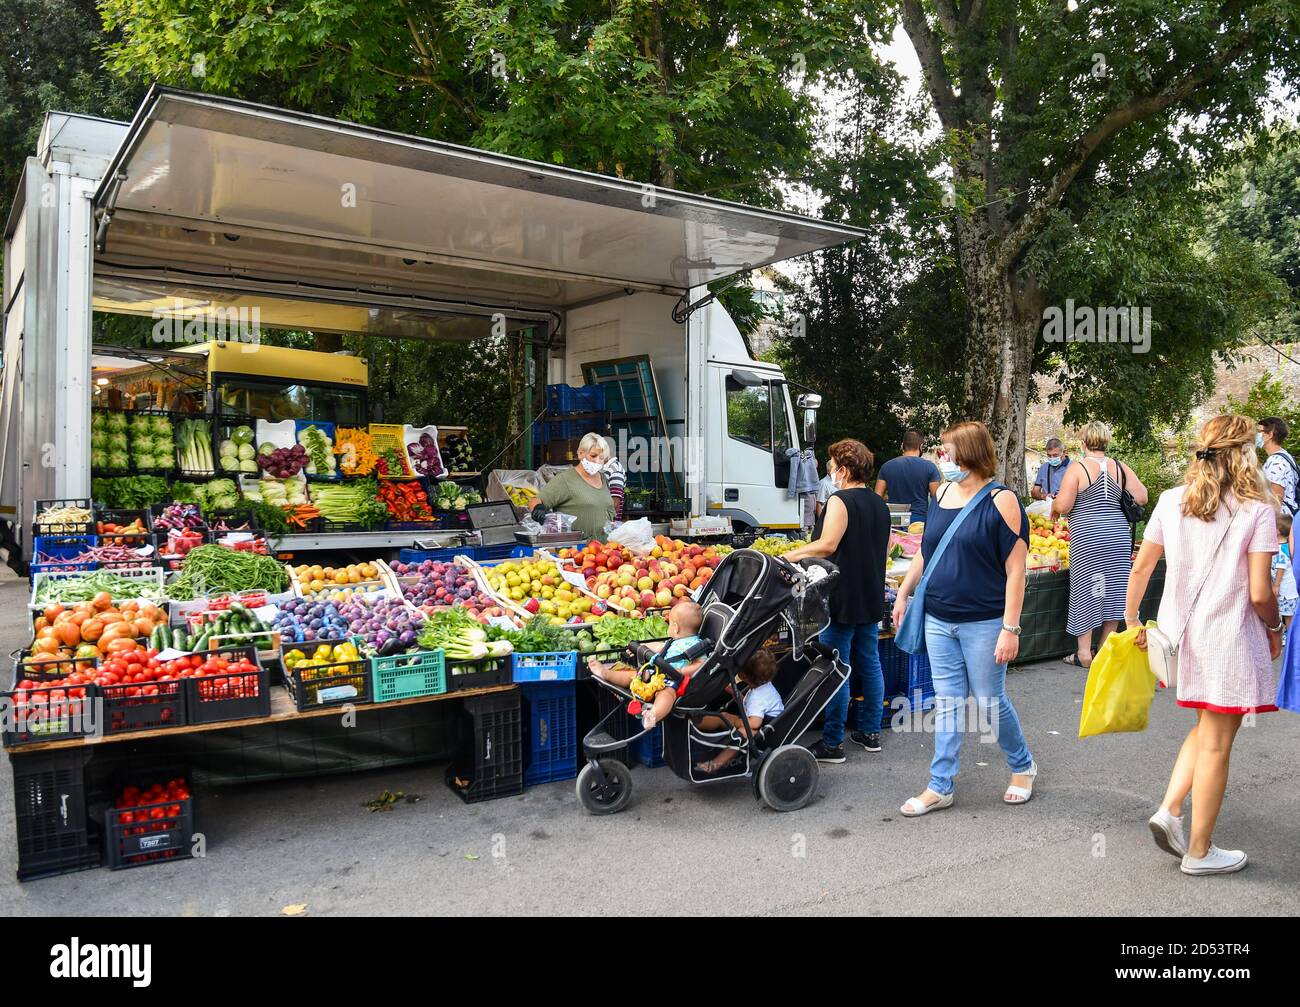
275, 529, 468, 553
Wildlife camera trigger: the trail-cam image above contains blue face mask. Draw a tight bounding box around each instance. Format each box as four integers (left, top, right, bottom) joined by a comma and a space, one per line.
939, 461, 961, 482
952, 468, 971, 482
1256, 432, 1265, 449
1046, 455, 1062, 468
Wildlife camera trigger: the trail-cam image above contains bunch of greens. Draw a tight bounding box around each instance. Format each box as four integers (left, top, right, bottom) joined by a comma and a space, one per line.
416, 607, 512, 661
592, 614, 670, 650
92, 475, 173, 510
128, 412, 175, 470
309, 477, 389, 529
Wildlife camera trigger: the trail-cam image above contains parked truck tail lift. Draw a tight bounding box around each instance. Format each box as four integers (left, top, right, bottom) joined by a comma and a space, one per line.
2, 87, 863, 564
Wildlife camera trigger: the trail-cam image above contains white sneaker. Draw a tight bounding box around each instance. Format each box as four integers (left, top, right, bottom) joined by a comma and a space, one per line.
1148, 808, 1186, 858
1180, 844, 1248, 876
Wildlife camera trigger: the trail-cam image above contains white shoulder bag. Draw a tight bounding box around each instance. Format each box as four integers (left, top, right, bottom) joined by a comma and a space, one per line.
1144, 505, 1238, 689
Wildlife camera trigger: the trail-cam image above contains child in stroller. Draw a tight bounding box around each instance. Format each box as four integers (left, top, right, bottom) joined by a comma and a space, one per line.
586, 601, 707, 730
693, 648, 785, 774
578, 548, 850, 814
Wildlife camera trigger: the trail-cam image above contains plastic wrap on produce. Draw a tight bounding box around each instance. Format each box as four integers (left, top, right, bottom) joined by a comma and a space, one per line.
486, 469, 544, 507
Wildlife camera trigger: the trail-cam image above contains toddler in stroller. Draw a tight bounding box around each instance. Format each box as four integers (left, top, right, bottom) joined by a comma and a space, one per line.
578, 548, 850, 814
585, 601, 709, 730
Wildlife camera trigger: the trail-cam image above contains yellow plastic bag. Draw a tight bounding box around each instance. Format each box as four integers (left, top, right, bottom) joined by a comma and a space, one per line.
1078, 627, 1157, 738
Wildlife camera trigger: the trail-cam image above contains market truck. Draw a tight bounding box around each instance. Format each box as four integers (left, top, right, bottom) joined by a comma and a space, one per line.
1, 87, 862, 563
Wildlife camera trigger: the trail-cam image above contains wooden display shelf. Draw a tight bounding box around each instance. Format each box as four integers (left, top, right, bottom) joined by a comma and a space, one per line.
7, 682, 518, 754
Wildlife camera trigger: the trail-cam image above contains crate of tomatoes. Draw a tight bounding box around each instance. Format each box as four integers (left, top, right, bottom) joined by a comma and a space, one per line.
103, 770, 195, 870
96, 645, 188, 735
174, 646, 271, 724
3, 654, 100, 746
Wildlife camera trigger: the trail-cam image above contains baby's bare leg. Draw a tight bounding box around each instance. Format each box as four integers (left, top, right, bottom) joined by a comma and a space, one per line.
586, 658, 633, 687
644, 689, 676, 729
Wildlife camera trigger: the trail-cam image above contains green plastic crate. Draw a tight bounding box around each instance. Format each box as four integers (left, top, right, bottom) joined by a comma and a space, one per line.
369, 647, 447, 702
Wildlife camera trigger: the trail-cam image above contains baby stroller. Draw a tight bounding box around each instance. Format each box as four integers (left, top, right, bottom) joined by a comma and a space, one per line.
577, 548, 849, 814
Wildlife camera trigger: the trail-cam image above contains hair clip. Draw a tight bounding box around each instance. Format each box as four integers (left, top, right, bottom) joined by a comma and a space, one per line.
1195, 449, 1217, 461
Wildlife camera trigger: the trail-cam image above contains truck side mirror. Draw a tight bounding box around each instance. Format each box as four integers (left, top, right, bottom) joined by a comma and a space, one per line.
802, 409, 817, 447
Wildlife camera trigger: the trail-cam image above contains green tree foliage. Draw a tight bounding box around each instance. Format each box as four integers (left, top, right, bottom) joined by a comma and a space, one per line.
0, 0, 142, 231
894, 0, 1300, 489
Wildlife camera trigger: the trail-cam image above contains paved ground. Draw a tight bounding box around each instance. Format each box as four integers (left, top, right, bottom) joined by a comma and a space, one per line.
3, 567, 1297, 917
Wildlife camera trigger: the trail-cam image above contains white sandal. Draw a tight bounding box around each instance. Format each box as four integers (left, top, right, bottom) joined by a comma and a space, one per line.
1004, 762, 1038, 805
900, 791, 954, 817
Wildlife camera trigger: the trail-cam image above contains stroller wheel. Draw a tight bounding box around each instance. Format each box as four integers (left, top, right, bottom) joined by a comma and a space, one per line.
757, 745, 819, 812
576, 759, 633, 815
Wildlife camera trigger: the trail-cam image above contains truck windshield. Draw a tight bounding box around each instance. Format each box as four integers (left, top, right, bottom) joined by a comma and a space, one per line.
216, 375, 366, 425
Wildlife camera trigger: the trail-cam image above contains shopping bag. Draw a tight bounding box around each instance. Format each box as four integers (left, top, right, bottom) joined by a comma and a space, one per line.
1277, 618, 1300, 714
1078, 627, 1157, 738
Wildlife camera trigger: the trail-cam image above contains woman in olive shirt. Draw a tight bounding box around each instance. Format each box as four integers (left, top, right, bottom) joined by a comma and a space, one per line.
534, 432, 617, 540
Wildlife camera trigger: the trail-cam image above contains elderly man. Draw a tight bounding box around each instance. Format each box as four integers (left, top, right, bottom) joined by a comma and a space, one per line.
1031, 437, 1071, 501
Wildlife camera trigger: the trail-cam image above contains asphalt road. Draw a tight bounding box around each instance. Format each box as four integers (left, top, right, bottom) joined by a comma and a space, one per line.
3, 567, 1297, 917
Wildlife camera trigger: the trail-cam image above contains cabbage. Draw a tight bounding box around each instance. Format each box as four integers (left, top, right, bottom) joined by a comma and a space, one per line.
237, 443, 255, 461
219, 439, 238, 459
91, 413, 106, 432
108, 450, 129, 468
91, 448, 108, 468
220, 455, 240, 472
155, 437, 174, 458
109, 431, 128, 451
239, 458, 258, 473
231, 425, 254, 446
258, 442, 275, 456
136, 454, 156, 469
153, 415, 173, 437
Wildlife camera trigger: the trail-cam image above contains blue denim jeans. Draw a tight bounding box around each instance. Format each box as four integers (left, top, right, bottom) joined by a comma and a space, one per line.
819, 622, 883, 748
923, 614, 1033, 795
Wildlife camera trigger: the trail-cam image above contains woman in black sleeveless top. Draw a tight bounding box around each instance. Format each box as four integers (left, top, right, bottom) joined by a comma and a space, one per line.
785, 439, 891, 762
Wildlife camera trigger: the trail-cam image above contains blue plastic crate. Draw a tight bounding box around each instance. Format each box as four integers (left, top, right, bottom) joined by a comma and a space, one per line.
512, 650, 577, 683
631, 723, 666, 768
546, 384, 605, 415
30, 535, 98, 580
398, 546, 478, 564
478, 543, 531, 561
907, 651, 936, 711
521, 681, 577, 786
877, 635, 909, 694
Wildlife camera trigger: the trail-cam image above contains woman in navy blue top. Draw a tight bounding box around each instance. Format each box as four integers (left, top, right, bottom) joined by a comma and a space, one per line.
890, 421, 1037, 816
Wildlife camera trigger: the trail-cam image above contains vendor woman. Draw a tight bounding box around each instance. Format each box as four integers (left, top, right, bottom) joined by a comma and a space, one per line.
530, 432, 617, 540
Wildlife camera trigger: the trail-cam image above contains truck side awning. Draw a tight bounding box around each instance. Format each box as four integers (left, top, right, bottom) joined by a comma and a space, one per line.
95, 88, 864, 313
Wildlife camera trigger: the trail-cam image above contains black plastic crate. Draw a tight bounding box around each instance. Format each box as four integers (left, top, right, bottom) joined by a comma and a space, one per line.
182, 646, 272, 724
99, 679, 187, 735
103, 769, 195, 870
446, 690, 524, 803
205, 509, 260, 534
3, 657, 99, 747
12, 749, 99, 881
92, 508, 152, 548
282, 640, 372, 710
31, 498, 96, 538
445, 656, 511, 692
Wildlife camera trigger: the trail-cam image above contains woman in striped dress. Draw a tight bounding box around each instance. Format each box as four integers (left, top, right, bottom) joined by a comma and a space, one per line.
1052, 422, 1148, 667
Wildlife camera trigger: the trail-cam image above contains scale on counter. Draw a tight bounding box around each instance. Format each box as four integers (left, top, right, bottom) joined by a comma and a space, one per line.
467, 500, 522, 547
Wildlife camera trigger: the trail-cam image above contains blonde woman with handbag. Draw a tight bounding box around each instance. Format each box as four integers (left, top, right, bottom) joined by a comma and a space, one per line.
1124, 415, 1282, 876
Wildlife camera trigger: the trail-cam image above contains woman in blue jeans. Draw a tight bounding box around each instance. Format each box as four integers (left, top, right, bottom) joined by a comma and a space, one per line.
890, 421, 1037, 814
785, 439, 891, 763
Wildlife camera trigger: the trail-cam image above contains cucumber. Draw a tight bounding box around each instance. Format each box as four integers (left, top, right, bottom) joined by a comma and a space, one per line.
192, 630, 211, 653
149, 625, 164, 650
158, 625, 173, 650
229, 602, 248, 618
172, 628, 188, 652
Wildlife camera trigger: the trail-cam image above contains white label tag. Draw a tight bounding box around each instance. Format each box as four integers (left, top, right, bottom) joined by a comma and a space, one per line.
560, 568, 588, 590
317, 685, 359, 704
486, 614, 517, 631
156, 648, 189, 661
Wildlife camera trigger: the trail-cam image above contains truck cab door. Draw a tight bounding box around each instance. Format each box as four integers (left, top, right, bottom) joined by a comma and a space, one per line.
714, 367, 801, 530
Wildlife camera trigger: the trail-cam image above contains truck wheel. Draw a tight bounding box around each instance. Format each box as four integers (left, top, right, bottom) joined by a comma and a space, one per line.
576, 759, 633, 815
757, 745, 818, 812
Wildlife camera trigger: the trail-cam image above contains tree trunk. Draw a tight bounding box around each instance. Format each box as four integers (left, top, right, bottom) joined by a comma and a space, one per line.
956, 219, 1041, 496
647, 5, 675, 188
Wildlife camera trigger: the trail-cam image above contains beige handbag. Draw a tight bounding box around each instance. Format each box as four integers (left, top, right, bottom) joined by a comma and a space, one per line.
1144, 505, 1239, 689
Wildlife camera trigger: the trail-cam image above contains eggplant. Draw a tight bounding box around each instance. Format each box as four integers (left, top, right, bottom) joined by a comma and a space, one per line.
378, 638, 405, 657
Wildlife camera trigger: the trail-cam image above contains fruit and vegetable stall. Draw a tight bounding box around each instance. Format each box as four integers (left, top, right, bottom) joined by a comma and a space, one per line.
9, 504, 735, 881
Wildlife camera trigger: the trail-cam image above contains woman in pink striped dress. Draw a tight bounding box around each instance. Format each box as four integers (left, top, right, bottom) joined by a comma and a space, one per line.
1125, 415, 1282, 877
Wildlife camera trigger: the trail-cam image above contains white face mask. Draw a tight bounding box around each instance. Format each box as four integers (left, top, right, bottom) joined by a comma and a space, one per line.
580, 458, 603, 475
